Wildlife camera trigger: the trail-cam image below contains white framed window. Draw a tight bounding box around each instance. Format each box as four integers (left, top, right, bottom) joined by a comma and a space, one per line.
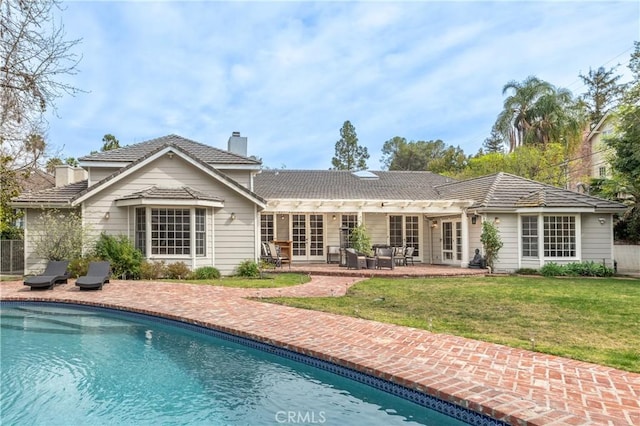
135, 207, 146, 254
260, 214, 274, 243
151, 208, 191, 255
521, 216, 538, 257
543, 216, 576, 257
195, 208, 206, 256
598, 166, 607, 177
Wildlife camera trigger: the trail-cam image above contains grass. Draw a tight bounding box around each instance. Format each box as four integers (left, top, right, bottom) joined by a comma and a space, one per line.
162, 272, 310, 289
265, 275, 640, 372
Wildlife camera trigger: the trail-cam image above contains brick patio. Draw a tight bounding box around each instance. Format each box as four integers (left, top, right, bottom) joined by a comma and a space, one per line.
1, 276, 638, 425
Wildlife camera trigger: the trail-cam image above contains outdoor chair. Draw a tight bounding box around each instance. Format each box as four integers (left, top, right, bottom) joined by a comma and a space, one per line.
76, 261, 111, 290
375, 247, 394, 270
23, 260, 70, 290
261, 242, 278, 266
345, 248, 366, 269
403, 246, 415, 266
268, 242, 290, 269
393, 246, 405, 266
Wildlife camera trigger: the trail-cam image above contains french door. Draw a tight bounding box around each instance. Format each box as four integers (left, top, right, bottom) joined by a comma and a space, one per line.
292, 214, 325, 261
389, 215, 420, 257
442, 221, 462, 263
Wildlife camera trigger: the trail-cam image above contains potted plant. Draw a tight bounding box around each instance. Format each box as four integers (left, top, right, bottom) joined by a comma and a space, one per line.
350, 224, 373, 257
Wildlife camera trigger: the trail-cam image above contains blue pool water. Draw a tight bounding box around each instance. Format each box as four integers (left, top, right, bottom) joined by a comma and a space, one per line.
0, 303, 487, 425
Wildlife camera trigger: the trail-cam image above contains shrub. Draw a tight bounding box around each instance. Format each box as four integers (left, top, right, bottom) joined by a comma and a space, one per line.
68, 255, 100, 278
192, 266, 220, 280
480, 220, 503, 270
540, 262, 565, 277
515, 268, 539, 275
139, 260, 167, 280
236, 260, 260, 278
165, 261, 191, 280
94, 233, 143, 279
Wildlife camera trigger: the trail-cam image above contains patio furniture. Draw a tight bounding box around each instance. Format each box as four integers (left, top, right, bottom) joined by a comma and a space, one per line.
326, 246, 340, 264
366, 257, 377, 269
23, 260, 70, 290
375, 247, 394, 270
345, 248, 366, 269
268, 242, 291, 269
393, 246, 405, 266
76, 261, 111, 290
403, 246, 415, 266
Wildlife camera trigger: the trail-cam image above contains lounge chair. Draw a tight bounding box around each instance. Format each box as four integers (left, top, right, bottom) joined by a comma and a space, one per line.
23, 260, 70, 290
403, 246, 415, 266
268, 242, 291, 269
76, 261, 111, 290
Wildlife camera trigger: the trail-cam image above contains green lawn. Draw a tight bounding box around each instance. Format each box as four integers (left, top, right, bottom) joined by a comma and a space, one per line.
264, 276, 640, 372
163, 272, 310, 288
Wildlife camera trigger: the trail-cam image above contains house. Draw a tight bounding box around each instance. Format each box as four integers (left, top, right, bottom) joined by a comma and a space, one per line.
571, 112, 617, 192
11, 133, 626, 275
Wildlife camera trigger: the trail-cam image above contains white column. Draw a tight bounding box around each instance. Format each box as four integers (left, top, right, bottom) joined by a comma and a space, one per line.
460, 211, 469, 268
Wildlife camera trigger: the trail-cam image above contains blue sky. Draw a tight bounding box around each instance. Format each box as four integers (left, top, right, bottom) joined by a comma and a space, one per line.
48, 0, 639, 170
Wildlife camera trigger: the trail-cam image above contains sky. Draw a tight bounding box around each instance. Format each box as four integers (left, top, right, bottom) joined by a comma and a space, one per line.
47, 0, 639, 170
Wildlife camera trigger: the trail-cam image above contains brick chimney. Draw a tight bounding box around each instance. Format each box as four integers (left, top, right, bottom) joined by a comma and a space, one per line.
55, 164, 88, 187
227, 131, 247, 156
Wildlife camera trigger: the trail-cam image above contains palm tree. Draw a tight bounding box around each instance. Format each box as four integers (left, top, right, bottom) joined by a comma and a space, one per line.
496, 76, 554, 151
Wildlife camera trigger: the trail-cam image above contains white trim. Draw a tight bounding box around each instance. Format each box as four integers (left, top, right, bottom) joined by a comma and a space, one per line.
73, 147, 266, 208
79, 160, 261, 171
266, 199, 473, 214
115, 198, 224, 208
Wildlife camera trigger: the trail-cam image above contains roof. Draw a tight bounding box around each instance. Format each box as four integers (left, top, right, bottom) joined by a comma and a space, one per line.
436, 172, 626, 211
15, 167, 55, 193
78, 134, 261, 166
11, 180, 88, 205
254, 170, 454, 200
116, 186, 224, 203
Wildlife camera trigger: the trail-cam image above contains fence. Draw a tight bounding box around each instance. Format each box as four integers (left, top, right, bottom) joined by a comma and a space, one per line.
614, 244, 640, 274
1, 239, 24, 275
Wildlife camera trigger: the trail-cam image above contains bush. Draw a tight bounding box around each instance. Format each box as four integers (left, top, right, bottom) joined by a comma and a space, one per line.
515, 268, 539, 275
192, 266, 220, 280
68, 255, 100, 278
540, 262, 565, 277
236, 260, 260, 278
139, 260, 167, 280
540, 261, 614, 277
165, 261, 191, 280
94, 233, 143, 279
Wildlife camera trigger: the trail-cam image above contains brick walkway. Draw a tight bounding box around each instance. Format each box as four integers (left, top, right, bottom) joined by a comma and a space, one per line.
1, 277, 638, 425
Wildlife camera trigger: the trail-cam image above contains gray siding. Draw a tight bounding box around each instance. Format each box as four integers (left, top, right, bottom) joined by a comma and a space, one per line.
82, 155, 256, 275
364, 213, 387, 246
491, 214, 519, 273
88, 167, 120, 185
581, 213, 614, 267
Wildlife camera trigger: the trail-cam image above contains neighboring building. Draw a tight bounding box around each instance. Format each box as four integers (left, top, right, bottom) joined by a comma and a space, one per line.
12, 134, 626, 275
572, 113, 617, 192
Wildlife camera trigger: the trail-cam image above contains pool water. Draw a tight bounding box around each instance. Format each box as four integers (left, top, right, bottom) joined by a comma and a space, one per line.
0, 304, 471, 425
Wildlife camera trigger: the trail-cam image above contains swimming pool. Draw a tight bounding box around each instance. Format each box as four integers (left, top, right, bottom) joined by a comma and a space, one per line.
1, 303, 501, 425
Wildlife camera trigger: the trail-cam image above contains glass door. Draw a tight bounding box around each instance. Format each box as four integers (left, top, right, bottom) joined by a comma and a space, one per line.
389, 215, 420, 257
442, 221, 461, 263
292, 214, 325, 262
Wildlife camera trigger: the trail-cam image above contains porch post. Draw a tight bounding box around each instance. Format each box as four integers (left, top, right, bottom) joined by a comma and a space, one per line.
460, 210, 469, 268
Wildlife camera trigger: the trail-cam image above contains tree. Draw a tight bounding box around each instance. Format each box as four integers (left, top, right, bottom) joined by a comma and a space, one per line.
101, 134, 120, 151
381, 137, 467, 173
495, 76, 585, 152
0, 155, 22, 239
331, 121, 369, 170
1, 0, 82, 166
45, 156, 78, 173
579, 66, 626, 127
31, 208, 91, 261
482, 125, 505, 153
480, 220, 503, 271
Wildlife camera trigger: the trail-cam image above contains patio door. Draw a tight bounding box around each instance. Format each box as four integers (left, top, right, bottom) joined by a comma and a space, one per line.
442, 221, 461, 264
389, 215, 420, 257
292, 214, 325, 262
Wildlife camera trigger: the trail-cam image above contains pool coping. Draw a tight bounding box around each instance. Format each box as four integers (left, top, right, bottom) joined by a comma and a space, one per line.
1, 278, 639, 426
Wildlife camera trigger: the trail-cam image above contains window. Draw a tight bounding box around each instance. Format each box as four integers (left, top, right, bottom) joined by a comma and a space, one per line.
135, 207, 146, 254
260, 214, 274, 243
543, 216, 576, 257
521, 216, 538, 257
442, 222, 453, 260
599, 166, 607, 177
195, 208, 206, 256
389, 216, 403, 247
151, 208, 191, 255
341, 214, 358, 231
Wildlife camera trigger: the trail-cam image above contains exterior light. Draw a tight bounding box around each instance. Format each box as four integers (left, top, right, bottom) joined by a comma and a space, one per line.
104, 212, 110, 219
230, 212, 236, 221
494, 217, 500, 224
598, 217, 606, 225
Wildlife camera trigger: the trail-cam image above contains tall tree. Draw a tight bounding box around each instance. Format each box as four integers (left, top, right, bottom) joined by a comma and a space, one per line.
495, 76, 584, 152
101, 134, 120, 151
331, 121, 369, 171
381, 137, 467, 173
482, 125, 505, 153
1, 0, 81, 167
579, 66, 626, 127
